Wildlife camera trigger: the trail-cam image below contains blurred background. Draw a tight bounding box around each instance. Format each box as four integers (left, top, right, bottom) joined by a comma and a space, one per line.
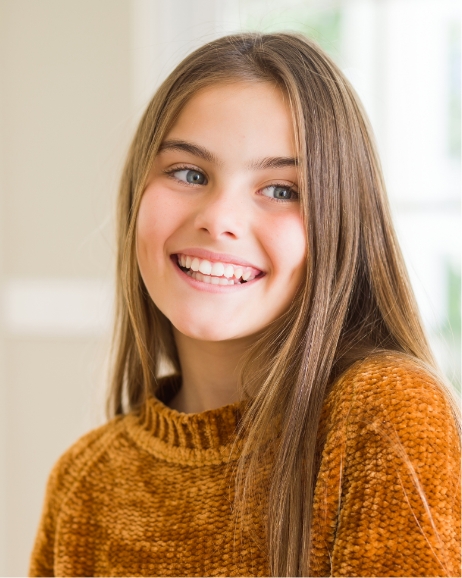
0, 0, 460, 574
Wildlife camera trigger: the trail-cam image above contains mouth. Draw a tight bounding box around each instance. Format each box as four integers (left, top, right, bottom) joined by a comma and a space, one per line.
172, 253, 265, 286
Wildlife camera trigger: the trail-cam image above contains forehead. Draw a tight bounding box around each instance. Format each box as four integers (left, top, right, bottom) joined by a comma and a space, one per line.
164, 81, 296, 161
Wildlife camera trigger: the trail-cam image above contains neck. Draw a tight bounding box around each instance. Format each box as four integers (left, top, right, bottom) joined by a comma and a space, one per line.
168, 327, 255, 413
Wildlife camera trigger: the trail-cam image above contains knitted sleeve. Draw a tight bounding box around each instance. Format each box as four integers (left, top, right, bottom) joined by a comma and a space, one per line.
323, 356, 461, 577
29, 421, 120, 577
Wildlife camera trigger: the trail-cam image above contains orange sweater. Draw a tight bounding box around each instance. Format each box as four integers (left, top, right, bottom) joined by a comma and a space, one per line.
30, 355, 461, 577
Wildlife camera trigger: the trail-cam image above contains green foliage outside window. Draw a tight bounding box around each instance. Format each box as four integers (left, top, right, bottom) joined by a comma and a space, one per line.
448, 21, 461, 158
240, 0, 343, 60
440, 262, 461, 393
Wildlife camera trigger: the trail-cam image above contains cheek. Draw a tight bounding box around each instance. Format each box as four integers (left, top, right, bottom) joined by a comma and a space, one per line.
264, 211, 307, 280
136, 188, 183, 266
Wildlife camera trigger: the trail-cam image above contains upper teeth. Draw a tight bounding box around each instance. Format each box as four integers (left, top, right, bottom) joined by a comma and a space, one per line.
177, 254, 259, 282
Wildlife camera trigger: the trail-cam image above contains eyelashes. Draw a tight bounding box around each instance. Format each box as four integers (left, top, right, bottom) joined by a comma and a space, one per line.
164, 167, 207, 186
260, 184, 299, 202
163, 166, 204, 187
163, 165, 299, 203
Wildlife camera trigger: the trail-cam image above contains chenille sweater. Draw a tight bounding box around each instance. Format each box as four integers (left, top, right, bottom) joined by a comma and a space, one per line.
30, 355, 461, 577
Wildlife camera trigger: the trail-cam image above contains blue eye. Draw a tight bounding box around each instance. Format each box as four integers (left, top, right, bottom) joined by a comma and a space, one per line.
172, 169, 207, 185
261, 184, 298, 201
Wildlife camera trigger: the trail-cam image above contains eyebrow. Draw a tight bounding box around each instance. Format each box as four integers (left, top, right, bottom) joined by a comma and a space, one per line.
248, 156, 298, 170
158, 139, 219, 164
158, 139, 298, 170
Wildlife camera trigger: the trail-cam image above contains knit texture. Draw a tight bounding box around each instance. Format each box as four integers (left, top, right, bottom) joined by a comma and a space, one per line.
29, 354, 461, 577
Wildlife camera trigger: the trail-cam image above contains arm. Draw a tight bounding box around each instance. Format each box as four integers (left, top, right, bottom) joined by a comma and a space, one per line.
330, 358, 461, 577
29, 455, 68, 577
29, 423, 116, 576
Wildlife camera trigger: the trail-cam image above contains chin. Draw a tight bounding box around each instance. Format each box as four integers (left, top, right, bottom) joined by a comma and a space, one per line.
170, 315, 244, 342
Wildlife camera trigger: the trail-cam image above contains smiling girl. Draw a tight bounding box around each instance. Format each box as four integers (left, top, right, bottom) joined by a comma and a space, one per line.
30, 33, 460, 577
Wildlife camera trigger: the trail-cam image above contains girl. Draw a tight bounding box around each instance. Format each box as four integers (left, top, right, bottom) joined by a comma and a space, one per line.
30, 33, 460, 577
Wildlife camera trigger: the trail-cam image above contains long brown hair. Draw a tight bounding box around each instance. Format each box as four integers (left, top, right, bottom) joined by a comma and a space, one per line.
107, 33, 445, 576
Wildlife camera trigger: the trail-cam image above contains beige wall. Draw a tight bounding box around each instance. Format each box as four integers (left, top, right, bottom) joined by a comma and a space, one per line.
0, 0, 132, 574
0, 1, 227, 573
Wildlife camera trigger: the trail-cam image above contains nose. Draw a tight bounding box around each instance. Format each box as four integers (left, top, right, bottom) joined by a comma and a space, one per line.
193, 185, 248, 240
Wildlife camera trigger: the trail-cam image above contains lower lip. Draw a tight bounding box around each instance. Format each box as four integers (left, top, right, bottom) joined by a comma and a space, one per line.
170, 255, 264, 293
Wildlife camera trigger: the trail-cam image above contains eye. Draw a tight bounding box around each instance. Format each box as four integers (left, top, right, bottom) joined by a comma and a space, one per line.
260, 184, 298, 202
170, 168, 207, 185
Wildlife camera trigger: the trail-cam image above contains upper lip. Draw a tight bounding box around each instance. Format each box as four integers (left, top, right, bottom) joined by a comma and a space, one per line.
173, 248, 264, 273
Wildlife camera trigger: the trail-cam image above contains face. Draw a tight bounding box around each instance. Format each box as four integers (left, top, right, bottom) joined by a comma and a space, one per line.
136, 81, 307, 343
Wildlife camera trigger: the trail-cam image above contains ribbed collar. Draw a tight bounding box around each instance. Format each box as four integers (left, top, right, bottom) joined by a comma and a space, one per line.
123, 374, 248, 466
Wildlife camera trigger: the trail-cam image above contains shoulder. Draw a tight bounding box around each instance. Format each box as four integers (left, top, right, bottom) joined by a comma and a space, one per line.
323, 352, 460, 439
30, 415, 134, 575
318, 352, 461, 477
314, 353, 461, 576
44, 415, 128, 510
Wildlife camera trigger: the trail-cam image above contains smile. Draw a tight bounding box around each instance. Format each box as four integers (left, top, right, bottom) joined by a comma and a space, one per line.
174, 253, 264, 286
